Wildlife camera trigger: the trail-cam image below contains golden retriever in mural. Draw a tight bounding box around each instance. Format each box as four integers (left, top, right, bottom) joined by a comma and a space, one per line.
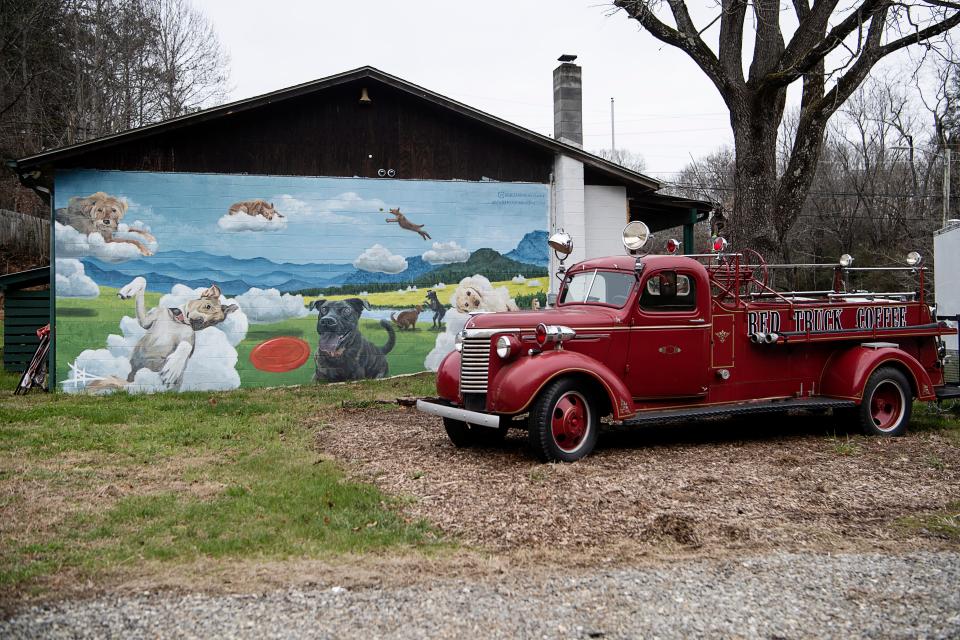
89, 278, 238, 390
56, 192, 156, 256
228, 199, 284, 220
385, 207, 431, 240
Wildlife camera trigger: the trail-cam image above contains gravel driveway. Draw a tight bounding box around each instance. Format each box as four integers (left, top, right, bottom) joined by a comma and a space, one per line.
4, 551, 959, 639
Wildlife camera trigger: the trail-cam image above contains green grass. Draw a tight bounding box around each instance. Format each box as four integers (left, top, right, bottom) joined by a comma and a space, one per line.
55, 285, 443, 390
0, 373, 442, 591
898, 501, 960, 540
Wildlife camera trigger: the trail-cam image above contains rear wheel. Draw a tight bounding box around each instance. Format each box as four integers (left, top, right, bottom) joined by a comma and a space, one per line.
527, 378, 598, 462
443, 417, 508, 448
858, 367, 912, 436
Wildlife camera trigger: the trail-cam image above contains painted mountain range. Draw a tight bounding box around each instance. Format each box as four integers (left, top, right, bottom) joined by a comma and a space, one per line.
81, 231, 550, 295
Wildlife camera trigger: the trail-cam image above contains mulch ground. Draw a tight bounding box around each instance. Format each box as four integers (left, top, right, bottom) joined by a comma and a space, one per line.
318, 406, 960, 555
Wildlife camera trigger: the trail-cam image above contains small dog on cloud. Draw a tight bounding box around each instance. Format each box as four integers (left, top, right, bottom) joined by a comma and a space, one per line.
228, 199, 284, 220
56, 191, 156, 256
311, 298, 396, 382
89, 278, 238, 390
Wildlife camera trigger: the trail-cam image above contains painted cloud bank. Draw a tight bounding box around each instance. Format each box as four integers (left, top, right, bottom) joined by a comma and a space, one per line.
354, 244, 408, 273
233, 287, 309, 323
422, 241, 470, 265
216, 213, 287, 232
55, 221, 158, 262
55, 259, 99, 298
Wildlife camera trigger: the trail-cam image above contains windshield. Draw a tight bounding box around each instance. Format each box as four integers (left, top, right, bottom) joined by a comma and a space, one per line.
559, 270, 636, 307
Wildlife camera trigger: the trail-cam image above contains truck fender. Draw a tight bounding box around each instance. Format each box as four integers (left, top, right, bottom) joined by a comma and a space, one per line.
436, 350, 461, 403
819, 346, 936, 402
488, 350, 636, 420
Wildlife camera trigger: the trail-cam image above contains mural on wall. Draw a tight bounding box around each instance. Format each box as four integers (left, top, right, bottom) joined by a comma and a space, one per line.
54, 170, 549, 393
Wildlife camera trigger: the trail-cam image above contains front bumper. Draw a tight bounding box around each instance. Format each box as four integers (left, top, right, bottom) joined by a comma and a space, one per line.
415, 398, 501, 429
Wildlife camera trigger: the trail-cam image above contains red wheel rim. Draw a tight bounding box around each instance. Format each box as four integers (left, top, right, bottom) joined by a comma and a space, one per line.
870, 380, 904, 432
551, 391, 590, 453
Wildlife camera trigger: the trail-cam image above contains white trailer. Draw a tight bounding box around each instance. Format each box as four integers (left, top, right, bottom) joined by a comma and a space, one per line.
935, 221, 960, 384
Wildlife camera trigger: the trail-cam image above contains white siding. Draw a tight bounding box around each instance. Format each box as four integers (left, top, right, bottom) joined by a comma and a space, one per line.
584, 185, 628, 259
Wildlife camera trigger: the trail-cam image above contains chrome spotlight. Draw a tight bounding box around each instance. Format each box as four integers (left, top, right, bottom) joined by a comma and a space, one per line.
548, 230, 573, 257
622, 221, 651, 254
905, 251, 923, 267
839, 254, 854, 267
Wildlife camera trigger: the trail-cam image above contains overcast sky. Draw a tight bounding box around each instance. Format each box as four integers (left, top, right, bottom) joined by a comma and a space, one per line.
200, 0, 918, 182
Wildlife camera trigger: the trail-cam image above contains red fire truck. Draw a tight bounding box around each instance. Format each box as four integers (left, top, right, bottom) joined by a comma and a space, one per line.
416, 223, 960, 462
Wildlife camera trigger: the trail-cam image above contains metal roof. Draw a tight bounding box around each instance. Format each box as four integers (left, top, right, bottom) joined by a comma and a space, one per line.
0, 266, 49, 291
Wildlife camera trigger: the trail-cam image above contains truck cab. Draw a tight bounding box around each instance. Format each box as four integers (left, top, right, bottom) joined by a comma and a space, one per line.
417, 223, 958, 462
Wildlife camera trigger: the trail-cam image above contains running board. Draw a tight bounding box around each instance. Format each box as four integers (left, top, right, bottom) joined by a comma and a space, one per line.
935, 386, 960, 400
620, 397, 856, 427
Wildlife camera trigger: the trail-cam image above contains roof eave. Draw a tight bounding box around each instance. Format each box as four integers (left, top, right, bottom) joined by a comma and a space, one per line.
12, 66, 661, 191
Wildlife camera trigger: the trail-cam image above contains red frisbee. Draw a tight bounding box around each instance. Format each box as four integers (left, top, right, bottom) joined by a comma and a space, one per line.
249, 336, 312, 372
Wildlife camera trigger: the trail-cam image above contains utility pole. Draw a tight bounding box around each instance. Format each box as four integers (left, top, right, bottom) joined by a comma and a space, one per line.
945, 147, 952, 227
610, 97, 616, 160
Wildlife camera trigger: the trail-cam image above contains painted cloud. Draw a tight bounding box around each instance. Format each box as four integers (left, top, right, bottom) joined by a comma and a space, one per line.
55, 221, 158, 262
353, 244, 408, 274
234, 287, 309, 323
422, 240, 470, 265
55, 258, 99, 298
217, 213, 287, 232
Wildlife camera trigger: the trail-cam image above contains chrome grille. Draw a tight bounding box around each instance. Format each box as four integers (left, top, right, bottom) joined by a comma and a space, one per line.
460, 336, 492, 393
946, 349, 959, 385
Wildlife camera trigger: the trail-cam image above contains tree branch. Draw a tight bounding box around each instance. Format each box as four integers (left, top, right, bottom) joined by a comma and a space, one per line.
613, 1, 732, 99
718, 0, 747, 85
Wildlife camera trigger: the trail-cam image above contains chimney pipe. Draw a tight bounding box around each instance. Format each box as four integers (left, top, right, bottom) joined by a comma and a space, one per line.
553, 55, 582, 148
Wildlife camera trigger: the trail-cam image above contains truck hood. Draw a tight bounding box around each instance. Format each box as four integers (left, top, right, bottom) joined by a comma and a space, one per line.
465, 305, 622, 331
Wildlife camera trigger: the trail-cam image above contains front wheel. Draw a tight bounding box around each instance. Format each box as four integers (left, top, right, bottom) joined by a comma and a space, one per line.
527, 378, 598, 462
443, 417, 508, 448
858, 366, 912, 436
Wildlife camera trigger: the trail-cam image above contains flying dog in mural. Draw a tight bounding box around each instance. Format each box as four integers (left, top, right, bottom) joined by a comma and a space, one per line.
311, 298, 396, 382
55, 192, 156, 256
385, 207, 431, 240
89, 278, 238, 390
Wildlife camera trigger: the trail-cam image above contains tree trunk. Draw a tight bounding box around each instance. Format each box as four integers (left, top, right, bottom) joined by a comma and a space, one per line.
728, 90, 785, 258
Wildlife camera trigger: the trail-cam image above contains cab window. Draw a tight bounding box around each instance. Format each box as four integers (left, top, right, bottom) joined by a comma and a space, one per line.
639, 270, 697, 311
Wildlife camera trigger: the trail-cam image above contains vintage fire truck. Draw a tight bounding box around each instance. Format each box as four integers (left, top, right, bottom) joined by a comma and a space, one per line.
416, 222, 960, 462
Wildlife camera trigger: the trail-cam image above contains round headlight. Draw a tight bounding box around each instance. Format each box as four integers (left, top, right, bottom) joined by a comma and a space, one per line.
496, 335, 513, 359
454, 331, 465, 352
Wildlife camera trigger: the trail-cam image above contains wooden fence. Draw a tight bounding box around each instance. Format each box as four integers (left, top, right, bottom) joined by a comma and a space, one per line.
0, 209, 49, 261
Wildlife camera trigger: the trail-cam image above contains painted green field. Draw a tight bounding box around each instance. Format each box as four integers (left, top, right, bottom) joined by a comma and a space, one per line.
308, 278, 547, 308
56, 286, 442, 390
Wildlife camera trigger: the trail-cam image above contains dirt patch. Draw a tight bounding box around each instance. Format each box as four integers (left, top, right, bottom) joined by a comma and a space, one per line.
0, 450, 226, 548
318, 407, 960, 554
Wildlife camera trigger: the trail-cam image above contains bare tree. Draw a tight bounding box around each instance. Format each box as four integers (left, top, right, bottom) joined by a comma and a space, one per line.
611, 0, 960, 258
153, 0, 229, 119
592, 147, 648, 173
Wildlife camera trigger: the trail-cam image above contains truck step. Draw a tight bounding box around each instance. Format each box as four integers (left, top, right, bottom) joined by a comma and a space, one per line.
620, 397, 856, 426
935, 386, 960, 400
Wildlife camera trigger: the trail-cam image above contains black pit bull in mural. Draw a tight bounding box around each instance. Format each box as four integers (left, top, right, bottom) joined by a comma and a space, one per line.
310, 298, 395, 382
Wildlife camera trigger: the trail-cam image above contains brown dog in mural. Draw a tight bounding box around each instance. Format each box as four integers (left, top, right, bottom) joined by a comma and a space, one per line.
310, 298, 395, 382
55, 192, 156, 256
385, 208, 431, 240
391, 305, 422, 330
228, 200, 284, 220
89, 278, 238, 391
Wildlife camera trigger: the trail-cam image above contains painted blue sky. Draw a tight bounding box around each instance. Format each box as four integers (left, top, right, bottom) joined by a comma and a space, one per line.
55, 170, 549, 265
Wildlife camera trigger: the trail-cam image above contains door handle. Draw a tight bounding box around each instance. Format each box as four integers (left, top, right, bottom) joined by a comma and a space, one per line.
689, 318, 707, 324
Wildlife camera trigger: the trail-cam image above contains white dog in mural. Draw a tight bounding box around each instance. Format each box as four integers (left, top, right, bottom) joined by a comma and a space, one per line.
88, 277, 239, 390
424, 275, 519, 371
451, 274, 519, 313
